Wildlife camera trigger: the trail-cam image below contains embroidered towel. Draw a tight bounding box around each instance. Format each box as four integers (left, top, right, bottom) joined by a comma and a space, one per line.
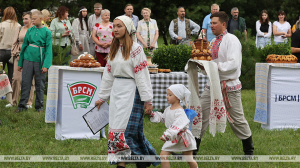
185, 59, 227, 137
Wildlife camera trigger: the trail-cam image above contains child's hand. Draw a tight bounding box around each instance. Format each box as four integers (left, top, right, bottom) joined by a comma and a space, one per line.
160, 136, 166, 142
144, 110, 152, 115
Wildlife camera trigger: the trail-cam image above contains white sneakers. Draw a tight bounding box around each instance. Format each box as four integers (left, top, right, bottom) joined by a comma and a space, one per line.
5, 104, 32, 108
5, 104, 12, 108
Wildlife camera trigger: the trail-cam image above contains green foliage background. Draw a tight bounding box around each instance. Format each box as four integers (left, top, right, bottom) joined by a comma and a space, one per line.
2, 0, 300, 45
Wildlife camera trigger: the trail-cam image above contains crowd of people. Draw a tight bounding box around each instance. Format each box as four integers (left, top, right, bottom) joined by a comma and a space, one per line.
1, 2, 300, 168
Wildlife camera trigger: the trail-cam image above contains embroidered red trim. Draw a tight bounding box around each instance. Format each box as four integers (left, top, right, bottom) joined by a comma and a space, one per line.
131, 46, 142, 58
134, 61, 147, 74
105, 63, 111, 73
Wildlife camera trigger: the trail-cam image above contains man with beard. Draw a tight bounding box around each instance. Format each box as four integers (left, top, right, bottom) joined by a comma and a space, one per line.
227, 7, 247, 40
88, 3, 102, 56
169, 6, 200, 45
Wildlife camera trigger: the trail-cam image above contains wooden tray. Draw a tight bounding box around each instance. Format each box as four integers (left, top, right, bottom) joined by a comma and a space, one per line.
148, 68, 158, 74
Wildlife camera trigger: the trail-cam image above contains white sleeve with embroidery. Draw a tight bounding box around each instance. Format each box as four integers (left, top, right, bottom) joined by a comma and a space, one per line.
150, 111, 165, 123
218, 37, 242, 74
98, 62, 114, 102
163, 110, 190, 141
132, 46, 153, 102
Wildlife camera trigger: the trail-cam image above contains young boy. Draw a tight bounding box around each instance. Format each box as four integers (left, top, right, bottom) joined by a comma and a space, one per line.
17, 10, 52, 112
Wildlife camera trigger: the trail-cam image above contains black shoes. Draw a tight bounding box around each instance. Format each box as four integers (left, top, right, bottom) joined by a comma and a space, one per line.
242, 135, 254, 155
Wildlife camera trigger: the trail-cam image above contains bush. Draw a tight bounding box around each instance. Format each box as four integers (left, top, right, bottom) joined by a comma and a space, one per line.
152, 44, 192, 71
256, 39, 292, 62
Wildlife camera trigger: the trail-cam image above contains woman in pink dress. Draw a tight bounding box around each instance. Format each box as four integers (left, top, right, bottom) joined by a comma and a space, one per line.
92, 9, 113, 67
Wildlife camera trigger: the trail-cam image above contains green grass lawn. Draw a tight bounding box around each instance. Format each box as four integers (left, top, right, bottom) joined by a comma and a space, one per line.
1, 90, 300, 167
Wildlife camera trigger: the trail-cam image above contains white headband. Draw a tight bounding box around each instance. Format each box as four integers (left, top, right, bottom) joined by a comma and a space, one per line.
79, 8, 87, 12
94, 7, 102, 9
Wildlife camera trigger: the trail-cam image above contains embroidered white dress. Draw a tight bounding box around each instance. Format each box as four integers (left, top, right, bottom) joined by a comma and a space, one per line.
72, 18, 90, 55
150, 106, 196, 152
98, 42, 153, 161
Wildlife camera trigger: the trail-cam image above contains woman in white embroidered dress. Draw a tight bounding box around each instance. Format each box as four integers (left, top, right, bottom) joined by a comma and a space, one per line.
72, 6, 90, 59
146, 84, 198, 168
95, 16, 159, 168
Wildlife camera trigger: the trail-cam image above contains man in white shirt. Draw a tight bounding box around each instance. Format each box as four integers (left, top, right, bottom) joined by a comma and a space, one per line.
88, 3, 102, 56
169, 6, 200, 45
194, 11, 254, 156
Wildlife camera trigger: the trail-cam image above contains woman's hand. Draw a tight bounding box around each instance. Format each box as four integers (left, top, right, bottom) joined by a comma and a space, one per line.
95, 100, 103, 110
160, 137, 166, 142
144, 103, 153, 115
102, 43, 108, 49
18, 66, 22, 72
62, 30, 70, 37
143, 44, 148, 49
79, 44, 83, 51
150, 44, 155, 49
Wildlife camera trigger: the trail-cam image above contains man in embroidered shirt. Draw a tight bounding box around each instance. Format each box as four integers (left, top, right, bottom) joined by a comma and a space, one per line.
123, 4, 139, 30
194, 11, 254, 156
200, 4, 219, 42
227, 7, 247, 41
169, 6, 200, 45
88, 3, 102, 56
16, 10, 52, 112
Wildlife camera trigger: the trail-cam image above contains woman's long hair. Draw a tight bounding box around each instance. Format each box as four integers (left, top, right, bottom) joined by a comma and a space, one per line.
78, 6, 88, 30
259, 10, 269, 25
1, 7, 18, 25
106, 31, 133, 61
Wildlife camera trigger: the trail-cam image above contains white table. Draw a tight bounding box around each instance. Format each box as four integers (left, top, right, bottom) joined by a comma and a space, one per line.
254, 63, 300, 130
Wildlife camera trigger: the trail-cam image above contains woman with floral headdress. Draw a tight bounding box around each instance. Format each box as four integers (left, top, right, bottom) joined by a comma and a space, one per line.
72, 6, 90, 60
95, 16, 159, 168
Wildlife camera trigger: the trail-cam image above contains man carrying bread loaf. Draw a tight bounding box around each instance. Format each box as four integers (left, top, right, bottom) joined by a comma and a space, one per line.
193, 11, 254, 156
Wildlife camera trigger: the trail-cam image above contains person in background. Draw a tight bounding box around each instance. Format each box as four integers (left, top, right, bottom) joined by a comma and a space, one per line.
292, 15, 300, 34
124, 4, 139, 29
0, 7, 21, 86
92, 9, 112, 67
169, 6, 200, 45
16, 10, 52, 112
50, 6, 73, 61
291, 20, 300, 62
256, 10, 272, 48
273, 11, 291, 44
6, 12, 35, 108
88, 3, 102, 56
41, 9, 51, 28
200, 4, 219, 42
0, 71, 13, 116
72, 6, 90, 60
227, 7, 247, 40
136, 8, 159, 50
